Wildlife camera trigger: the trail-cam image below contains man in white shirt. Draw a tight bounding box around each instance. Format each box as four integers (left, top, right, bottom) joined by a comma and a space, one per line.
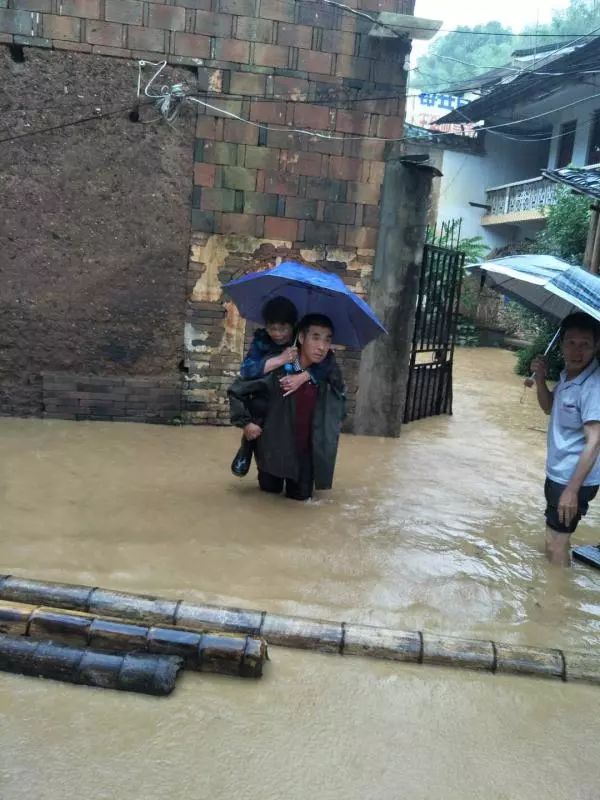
531, 312, 600, 567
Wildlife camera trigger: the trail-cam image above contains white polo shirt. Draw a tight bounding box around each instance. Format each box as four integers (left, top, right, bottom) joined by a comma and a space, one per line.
547, 358, 600, 486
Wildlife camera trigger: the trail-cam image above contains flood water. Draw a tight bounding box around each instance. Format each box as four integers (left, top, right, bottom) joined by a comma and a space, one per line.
1, 348, 600, 799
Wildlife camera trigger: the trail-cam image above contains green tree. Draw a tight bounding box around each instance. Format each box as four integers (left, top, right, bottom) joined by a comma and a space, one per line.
413, 1, 600, 93
513, 188, 590, 378
526, 0, 600, 40
412, 22, 515, 91
536, 187, 591, 263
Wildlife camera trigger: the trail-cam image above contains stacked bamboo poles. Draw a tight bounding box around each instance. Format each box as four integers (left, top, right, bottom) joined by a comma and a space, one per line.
0, 601, 266, 678
0, 634, 181, 695
1, 575, 598, 685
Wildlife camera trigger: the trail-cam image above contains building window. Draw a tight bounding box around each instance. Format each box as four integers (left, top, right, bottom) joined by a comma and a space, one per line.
587, 111, 600, 165
556, 120, 577, 168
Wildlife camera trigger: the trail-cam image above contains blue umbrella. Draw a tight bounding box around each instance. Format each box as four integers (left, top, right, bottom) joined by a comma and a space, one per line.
223, 261, 386, 349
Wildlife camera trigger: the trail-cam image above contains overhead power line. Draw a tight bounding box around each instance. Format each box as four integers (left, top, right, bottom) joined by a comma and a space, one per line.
429, 51, 600, 77
424, 30, 600, 38
4, 59, 592, 148
0, 101, 152, 145
6, 50, 600, 148
316, 0, 600, 41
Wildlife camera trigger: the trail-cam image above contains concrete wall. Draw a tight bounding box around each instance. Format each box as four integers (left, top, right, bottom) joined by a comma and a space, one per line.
433, 135, 549, 250
482, 132, 550, 189
0, 0, 415, 428
479, 79, 600, 171
435, 149, 503, 248
546, 82, 600, 168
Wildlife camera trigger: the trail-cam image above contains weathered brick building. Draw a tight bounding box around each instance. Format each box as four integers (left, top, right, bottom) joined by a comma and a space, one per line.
0, 0, 415, 427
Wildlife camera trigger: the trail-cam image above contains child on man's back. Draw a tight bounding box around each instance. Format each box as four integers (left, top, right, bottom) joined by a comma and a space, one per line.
230, 296, 334, 477
239, 296, 298, 381
230, 297, 298, 476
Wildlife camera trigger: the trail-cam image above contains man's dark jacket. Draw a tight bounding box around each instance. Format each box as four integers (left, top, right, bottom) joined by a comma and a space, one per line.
228, 363, 346, 490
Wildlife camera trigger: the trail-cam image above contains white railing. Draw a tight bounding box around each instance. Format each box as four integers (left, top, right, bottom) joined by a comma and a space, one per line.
485, 176, 558, 217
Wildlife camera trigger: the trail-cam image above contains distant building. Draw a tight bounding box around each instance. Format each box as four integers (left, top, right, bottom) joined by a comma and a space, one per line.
435, 38, 600, 251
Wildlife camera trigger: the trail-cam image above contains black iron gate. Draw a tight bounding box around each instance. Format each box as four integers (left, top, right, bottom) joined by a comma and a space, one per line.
404, 243, 465, 423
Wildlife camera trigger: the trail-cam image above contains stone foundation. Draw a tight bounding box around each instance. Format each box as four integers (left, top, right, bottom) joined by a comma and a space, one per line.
42, 374, 182, 424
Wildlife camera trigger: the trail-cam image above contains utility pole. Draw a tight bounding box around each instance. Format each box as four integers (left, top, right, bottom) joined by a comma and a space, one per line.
354, 158, 440, 437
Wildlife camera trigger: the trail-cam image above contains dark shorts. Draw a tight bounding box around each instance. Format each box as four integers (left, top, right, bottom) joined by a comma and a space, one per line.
544, 478, 599, 534
258, 453, 313, 502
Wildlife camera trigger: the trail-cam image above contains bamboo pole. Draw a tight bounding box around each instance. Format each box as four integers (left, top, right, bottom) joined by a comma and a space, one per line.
0, 633, 181, 695
343, 624, 421, 661
422, 634, 495, 671
2, 575, 599, 686
494, 643, 564, 679
260, 614, 343, 652
0, 601, 267, 678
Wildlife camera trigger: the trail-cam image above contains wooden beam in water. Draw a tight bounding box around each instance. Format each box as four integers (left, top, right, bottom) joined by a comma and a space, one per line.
0, 633, 181, 696
0, 601, 267, 678
1, 575, 598, 686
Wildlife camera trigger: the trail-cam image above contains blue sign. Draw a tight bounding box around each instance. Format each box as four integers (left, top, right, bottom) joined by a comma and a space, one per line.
419, 93, 470, 111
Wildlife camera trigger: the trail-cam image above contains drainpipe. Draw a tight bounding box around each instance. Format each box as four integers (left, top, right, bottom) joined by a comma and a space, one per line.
590, 207, 600, 274
583, 204, 600, 269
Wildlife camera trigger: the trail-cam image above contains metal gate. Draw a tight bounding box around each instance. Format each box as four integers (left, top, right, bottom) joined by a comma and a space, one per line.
404, 243, 465, 423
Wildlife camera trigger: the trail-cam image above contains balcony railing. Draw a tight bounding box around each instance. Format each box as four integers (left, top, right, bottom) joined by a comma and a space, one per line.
483, 176, 558, 221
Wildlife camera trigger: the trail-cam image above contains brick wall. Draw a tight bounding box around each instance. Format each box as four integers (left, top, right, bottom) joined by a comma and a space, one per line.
41, 374, 182, 423
177, 0, 414, 427
1, 1, 414, 68
0, 0, 416, 428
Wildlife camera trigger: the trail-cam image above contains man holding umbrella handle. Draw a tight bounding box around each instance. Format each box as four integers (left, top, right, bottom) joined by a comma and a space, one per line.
530, 312, 600, 566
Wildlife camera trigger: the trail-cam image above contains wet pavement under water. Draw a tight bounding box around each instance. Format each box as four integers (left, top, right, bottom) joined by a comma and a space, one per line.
1, 348, 600, 799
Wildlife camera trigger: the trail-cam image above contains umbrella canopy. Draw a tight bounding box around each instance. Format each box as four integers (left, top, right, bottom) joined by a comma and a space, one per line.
223, 261, 386, 349
467, 255, 600, 322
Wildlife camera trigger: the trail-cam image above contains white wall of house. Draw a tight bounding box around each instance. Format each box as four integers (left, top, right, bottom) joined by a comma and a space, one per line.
434, 136, 549, 250
484, 79, 600, 170
428, 76, 600, 253
545, 82, 600, 167
436, 150, 504, 248
483, 132, 549, 186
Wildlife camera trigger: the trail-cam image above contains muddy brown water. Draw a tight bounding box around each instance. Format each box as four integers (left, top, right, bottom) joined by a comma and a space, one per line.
1, 348, 599, 799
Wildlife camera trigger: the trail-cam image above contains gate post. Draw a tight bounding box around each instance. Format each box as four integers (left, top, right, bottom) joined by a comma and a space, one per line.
354, 159, 440, 438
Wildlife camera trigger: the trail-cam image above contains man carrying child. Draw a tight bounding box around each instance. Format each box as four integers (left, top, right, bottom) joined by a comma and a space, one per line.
228, 312, 345, 501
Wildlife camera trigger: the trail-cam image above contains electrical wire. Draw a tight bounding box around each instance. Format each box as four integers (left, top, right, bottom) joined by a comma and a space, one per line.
316, 0, 600, 83
430, 51, 600, 77
465, 108, 600, 144
476, 89, 600, 131
136, 61, 600, 146
5, 52, 598, 147
3, 21, 597, 126
0, 101, 152, 145
317, 0, 600, 41
431, 31, 600, 38
428, 23, 600, 133
140, 59, 401, 139
423, 24, 600, 96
